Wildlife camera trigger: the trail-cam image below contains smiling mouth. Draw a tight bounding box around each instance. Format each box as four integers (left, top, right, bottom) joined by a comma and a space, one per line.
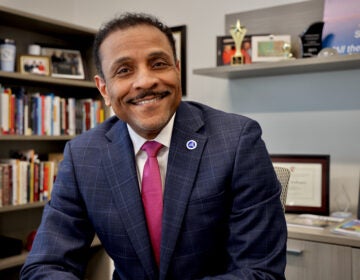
128, 91, 170, 105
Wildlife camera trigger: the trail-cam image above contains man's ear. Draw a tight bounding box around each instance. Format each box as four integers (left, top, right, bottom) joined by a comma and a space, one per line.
94, 75, 111, 106
176, 59, 181, 72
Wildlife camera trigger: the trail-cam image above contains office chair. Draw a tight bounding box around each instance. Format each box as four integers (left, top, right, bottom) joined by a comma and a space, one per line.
274, 166, 291, 212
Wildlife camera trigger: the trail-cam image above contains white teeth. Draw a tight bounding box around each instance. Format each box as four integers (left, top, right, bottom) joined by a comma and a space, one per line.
137, 97, 161, 105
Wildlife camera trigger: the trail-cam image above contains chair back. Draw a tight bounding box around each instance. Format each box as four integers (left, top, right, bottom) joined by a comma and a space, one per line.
274, 166, 291, 212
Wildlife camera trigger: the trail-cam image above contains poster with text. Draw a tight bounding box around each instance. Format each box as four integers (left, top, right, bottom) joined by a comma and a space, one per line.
322, 0, 360, 55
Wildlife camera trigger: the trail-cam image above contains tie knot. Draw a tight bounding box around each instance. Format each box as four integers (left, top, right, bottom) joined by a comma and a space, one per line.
141, 141, 163, 157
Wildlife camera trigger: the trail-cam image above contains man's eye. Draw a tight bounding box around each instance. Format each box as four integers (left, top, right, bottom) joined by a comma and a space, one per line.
153, 61, 169, 69
116, 67, 131, 75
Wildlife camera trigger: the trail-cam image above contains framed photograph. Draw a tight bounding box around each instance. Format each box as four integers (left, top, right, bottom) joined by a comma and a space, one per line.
41, 47, 85, 79
216, 35, 253, 66
171, 25, 187, 96
19, 55, 50, 76
252, 35, 291, 62
271, 154, 330, 215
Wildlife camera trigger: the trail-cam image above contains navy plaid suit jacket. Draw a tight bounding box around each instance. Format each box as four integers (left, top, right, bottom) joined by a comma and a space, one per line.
21, 101, 287, 280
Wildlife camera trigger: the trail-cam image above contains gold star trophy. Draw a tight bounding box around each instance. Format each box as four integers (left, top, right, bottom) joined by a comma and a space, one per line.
229, 20, 247, 65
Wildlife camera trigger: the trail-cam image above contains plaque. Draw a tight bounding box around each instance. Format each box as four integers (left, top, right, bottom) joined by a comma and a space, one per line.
229, 20, 247, 65
299, 21, 324, 58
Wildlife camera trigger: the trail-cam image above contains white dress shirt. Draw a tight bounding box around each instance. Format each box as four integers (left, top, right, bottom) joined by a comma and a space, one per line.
127, 114, 175, 193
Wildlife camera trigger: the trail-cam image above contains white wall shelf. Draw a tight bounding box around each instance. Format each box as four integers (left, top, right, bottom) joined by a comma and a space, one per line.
193, 54, 360, 79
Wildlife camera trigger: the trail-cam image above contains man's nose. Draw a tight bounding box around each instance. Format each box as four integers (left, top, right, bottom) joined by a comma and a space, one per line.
133, 67, 158, 89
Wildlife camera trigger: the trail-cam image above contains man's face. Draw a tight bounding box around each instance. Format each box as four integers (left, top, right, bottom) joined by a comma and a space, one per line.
95, 24, 182, 139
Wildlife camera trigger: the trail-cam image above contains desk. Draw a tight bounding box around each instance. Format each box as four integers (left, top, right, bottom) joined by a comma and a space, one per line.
286, 215, 360, 280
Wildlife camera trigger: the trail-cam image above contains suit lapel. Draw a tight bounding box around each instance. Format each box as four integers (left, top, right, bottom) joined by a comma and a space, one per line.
101, 120, 158, 278
160, 103, 208, 278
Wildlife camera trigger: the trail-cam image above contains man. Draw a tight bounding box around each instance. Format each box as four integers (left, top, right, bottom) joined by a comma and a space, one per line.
21, 13, 287, 279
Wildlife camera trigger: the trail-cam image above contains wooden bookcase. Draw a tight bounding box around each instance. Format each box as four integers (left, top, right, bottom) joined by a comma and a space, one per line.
0, 5, 111, 279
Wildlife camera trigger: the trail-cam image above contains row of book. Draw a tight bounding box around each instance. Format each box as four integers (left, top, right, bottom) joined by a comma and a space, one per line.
0, 150, 60, 207
0, 85, 106, 136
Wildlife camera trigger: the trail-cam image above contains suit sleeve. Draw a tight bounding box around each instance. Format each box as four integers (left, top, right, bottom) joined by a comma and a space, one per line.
20, 141, 95, 279
202, 119, 287, 280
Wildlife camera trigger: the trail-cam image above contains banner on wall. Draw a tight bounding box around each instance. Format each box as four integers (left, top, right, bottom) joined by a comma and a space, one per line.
322, 0, 360, 55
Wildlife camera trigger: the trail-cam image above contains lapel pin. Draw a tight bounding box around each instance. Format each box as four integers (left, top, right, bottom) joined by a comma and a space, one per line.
186, 140, 197, 150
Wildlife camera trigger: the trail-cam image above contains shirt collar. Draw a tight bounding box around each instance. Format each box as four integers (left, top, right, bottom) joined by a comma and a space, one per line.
127, 113, 175, 155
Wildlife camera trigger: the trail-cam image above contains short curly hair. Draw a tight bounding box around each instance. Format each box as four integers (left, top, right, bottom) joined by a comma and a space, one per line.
93, 12, 177, 78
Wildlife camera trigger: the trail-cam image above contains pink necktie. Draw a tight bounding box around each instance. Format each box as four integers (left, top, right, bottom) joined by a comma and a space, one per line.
141, 141, 163, 266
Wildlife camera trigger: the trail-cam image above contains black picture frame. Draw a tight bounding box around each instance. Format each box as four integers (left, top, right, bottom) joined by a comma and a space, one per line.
41, 47, 85, 80
271, 154, 330, 215
171, 25, 187, 96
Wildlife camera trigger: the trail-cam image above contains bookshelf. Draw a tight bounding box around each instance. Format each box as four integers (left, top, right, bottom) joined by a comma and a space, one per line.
0, 5, 111, 279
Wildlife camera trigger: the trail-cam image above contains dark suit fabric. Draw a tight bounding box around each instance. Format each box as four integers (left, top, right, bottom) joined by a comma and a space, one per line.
21, 101, 287, 280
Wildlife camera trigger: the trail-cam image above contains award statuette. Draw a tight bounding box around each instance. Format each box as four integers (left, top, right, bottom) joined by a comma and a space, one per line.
299, 21, 324, 58
229, 20, 247, 65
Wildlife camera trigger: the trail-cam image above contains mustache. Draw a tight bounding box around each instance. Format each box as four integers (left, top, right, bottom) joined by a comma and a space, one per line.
128, 90, 170, 104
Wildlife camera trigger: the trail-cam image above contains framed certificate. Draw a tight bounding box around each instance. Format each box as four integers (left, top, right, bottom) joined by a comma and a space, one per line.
271, 154, 330, 215
251, 35, 292, 62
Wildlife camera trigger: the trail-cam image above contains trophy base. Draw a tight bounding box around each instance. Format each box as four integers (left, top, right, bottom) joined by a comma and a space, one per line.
231, 55, 243, 65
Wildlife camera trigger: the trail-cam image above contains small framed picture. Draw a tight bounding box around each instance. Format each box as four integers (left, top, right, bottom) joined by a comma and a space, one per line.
19, 55, 51, 76
271, 154, 330, 215
41, 47, 85, 79
252, 35, 292, 62
216, 35, 253, 66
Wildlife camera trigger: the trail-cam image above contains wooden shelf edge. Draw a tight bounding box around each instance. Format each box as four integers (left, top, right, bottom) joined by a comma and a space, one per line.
0, 251, 28, 270
0, 71, 96, 88
0, 5, 96, 36
0, 202, 47, 213
0, 236, 102, 270
0, 135, 74, 141
193, 54, 360, 79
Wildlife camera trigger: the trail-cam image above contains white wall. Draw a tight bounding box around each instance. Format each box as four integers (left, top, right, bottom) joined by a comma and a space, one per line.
2, 0, 359, 213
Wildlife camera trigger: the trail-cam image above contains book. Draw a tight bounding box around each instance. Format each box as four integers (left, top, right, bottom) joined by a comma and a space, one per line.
332, 219, 360, 238
286, 214, 344, 230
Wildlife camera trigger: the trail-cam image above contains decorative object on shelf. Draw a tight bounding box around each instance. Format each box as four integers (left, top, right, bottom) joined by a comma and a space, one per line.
271, 154, 330, 215
299, 21, 324, 58
251, 35, 293, 62
322, 0, 360, 55
331, 184, 352, 219
318, 47, 339, 57
286, 214, 344, 231
0, 38, 16, 72
27, 44, 41, 56
25, 230, 37, 251
170, 25, 187, 96
41, 47, 85, 79
332, 219, 360, 238
282, 42, 294, 59
229, 20, 247, 65
19, 55, 51, 76
216, 35, 253, 66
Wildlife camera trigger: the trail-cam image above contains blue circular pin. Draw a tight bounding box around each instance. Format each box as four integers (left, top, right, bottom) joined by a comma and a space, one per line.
186, 140, 197, 150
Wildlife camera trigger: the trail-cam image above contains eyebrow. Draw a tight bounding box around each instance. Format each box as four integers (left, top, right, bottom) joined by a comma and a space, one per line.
109, 50, 174, 73
147, 51, 173, 60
